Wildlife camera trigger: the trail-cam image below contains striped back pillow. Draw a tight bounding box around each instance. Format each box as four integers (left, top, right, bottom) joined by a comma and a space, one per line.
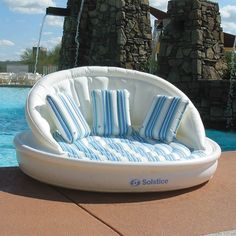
139, 95, 189, 143
46, 93, 90, 143
91, 89, 132, 136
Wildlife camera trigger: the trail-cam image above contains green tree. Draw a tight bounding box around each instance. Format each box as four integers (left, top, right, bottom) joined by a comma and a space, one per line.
20, 48, 34, 64
20, 44, 61, 73
224, 51, 236, 80
47, 44, 61, 65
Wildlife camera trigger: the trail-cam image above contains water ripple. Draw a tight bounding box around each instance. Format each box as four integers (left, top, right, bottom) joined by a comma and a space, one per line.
0, 88, 29, 166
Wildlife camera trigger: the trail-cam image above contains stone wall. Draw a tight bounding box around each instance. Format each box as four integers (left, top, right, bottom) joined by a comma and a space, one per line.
174, 80, 236, 129
118, 0, 152, 70
59, 0, 83, 69
157, 0, 234, 129
86, 0, 124, 67
158, 0, 227, 82
59, 0, 152, 71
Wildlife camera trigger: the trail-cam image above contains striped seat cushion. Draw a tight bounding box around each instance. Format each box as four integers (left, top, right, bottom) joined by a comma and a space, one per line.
139, 95, 189, 143
91, 89, 132, 136
53, 131, 206, 162
46, 93, 90, 143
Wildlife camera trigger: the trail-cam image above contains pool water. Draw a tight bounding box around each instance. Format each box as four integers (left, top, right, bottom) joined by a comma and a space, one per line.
0, 87, 235, 167
0, 87, 30, 167
205, 129, 236, 152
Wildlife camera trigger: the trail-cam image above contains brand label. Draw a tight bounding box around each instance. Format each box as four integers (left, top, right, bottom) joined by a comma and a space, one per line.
130, 178, 168, 187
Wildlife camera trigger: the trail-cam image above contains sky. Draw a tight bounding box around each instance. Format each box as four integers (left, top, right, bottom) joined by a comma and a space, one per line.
0, 0, 236, 61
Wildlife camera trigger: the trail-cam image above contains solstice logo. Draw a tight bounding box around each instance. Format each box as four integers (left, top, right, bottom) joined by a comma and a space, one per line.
130, 178, 168, 187
130, 179, 141, 187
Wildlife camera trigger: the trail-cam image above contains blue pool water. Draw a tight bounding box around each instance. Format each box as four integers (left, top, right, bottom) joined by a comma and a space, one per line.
0, 87, 235, 167
0, 87, 30, 167
205, 129, 236, 152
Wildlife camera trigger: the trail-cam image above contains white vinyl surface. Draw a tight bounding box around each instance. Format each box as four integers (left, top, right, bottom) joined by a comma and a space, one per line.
14, 66, 221, 192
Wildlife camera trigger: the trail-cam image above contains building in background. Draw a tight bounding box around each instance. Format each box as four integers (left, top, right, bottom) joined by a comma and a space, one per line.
32, 47, 47, 59
6, 64, 29, 73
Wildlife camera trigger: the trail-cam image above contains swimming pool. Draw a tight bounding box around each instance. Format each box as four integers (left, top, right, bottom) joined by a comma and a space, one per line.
0, 87, 30, 167
0, 87, 235, 167
206, 129, 236, 152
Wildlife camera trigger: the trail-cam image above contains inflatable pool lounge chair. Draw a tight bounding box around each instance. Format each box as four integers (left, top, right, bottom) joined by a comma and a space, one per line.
14, 66, 221, 192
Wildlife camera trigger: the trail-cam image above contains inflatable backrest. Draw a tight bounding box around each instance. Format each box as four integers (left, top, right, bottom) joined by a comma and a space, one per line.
26, 66, 206, 153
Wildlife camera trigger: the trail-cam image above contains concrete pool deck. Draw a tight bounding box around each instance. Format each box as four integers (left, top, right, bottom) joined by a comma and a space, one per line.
1, 152, 236, 236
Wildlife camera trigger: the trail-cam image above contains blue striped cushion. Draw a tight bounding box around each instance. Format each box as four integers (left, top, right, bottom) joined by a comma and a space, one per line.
46, 93, 90, 143
53, 131, 206, 162
139, 95, 189, 143
91, 89, 132, 136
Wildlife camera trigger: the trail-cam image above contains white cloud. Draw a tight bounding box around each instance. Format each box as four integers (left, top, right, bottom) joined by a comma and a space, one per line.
149, 0, 168, 11
3, 0, 56, 14
220, 5, 236, 34
0, 39, 15, 46
220, 5, 236, 19
38, 36, 62, 50
16, 49, 27, 56
221, 22, 236, 35
46, 15, 64, 27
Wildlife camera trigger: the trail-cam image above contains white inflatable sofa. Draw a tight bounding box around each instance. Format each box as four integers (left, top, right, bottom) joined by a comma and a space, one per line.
14, 66, 221, 192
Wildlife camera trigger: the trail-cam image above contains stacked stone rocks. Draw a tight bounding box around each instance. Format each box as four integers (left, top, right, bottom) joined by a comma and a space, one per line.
175, 80, 236, 129
158, 0, 227, 82
157, 0, 235, 129
118, 0, 152, 70
59, 0, 152, 72
59, 0, 97, 69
